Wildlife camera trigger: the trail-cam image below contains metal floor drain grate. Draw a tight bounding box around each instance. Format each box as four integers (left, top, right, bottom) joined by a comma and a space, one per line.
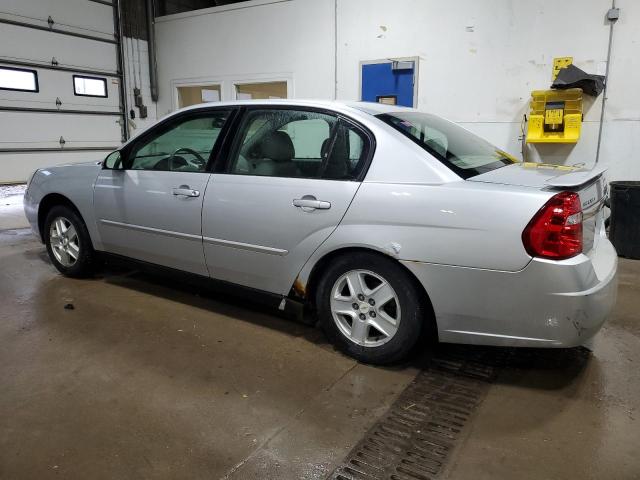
329, 348, 503, 480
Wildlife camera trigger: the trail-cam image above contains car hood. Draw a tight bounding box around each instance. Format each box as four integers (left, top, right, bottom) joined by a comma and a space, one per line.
34, 161, 103, 188
468, 162, 607, 189
39, 160, 102, 176
45, 160, 103, 170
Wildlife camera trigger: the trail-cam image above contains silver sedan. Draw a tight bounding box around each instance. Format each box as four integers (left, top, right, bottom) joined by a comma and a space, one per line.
24, 100, 617, 364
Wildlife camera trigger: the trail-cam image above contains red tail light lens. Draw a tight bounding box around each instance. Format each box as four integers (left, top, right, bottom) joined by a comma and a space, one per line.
522, 191, 583, 260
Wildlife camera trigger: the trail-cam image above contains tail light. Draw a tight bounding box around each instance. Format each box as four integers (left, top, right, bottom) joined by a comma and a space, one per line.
522, 191, 583, 260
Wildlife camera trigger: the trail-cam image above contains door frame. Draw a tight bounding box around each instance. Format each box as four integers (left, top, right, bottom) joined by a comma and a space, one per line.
358, 56, 420, 108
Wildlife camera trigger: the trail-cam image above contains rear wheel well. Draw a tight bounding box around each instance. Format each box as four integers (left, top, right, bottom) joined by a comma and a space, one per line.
304, 247, 438, 339
38, 194, 84, 242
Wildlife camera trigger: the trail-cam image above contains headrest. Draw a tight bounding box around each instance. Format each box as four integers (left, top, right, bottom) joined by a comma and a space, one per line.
261, 131, 294, 162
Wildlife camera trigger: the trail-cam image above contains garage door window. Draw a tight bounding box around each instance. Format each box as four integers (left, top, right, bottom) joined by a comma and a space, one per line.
0, 66, 38, 92
73, 75, 107, 98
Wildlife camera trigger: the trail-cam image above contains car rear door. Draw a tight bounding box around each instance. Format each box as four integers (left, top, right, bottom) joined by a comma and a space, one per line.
93, 108, 234, 275
202, 107, 373, 294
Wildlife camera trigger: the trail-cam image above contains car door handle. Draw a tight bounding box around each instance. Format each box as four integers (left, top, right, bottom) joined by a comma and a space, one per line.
172, 186, 200, 197
293, 197, 331, 210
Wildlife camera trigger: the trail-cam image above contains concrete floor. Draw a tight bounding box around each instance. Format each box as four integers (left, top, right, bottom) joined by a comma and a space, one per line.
0, 185, 28, 230
446, 257, 640, 480
1, 211, 639, 479
0, 228, 419, 479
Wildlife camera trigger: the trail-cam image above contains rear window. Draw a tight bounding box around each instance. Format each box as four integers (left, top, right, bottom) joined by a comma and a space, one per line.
377, 112, 517, 179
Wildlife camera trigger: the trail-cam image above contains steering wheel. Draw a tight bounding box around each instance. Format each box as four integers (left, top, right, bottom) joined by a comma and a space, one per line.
168, 147, 207, 171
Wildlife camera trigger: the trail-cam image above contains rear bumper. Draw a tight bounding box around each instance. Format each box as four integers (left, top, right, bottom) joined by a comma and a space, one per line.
402, 237, 618, 348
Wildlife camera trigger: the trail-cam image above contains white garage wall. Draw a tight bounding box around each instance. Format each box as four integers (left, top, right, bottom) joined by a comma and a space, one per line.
155, 0, 335, 115
336, 0, 639, 180
0, 0, 123, 183
0, 0, 115, 41
155, 0, 638, 179
0, 23, 119, 72
598, 0, 640, 181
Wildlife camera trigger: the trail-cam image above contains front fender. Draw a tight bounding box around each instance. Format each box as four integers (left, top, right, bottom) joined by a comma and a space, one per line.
26, 163, 103, 250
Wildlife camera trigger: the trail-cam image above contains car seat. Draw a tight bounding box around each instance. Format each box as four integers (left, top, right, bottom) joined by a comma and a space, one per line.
253, 131, 301, 177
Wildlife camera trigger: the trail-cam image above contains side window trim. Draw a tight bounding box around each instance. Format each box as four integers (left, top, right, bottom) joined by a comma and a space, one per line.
334, 115, 376, 182
211, 107, 244, 173
120, 107, 236, 172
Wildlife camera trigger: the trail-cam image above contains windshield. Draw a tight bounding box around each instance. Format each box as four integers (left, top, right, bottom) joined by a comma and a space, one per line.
377, 112, 517, 179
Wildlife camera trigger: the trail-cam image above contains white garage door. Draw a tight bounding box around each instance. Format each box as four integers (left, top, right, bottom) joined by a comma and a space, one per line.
0, 0, 126, 183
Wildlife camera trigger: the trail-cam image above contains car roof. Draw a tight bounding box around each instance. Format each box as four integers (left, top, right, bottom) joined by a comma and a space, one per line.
174, 99, 416, 116
125, 99, 417, 146
341, 101, 416, 115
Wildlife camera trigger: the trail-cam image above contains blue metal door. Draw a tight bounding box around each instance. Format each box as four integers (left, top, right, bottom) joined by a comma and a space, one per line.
361, 61, 415, 107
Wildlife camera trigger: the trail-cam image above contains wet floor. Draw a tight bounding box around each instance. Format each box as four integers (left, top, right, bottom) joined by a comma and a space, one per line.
445, 257, 640, 480
1, 228, 639, 479
0, 185, 28, 230
0, 229, 418, 480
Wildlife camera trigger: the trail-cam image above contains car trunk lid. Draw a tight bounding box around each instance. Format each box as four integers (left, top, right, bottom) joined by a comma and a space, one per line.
469, 162, 608, 254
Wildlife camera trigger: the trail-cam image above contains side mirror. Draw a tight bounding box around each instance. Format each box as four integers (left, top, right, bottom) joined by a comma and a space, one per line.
103, 150, 123, 170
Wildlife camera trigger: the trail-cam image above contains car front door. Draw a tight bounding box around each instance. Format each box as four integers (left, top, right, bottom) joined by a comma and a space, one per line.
94, 108, 234, 275
202, 107, 373, 294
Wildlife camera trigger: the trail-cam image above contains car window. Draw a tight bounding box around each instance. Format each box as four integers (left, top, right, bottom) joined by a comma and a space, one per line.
128, 110, 230, 172
280, 118, 330, 160
326, 120, 369, 180
348, 129, 364, 163
228, 109, 338, 179
377, 111, 516, 179
227, 109, 371, 180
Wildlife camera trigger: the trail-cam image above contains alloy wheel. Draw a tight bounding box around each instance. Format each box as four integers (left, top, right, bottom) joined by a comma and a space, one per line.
330, 269, 401, 347
49, 216, 80, 267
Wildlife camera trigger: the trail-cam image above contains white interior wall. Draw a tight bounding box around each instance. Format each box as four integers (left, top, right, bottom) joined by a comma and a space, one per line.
336, 0, 639, 180
598, 0, 640, 181
122, 37, 159, 138
155, 0, 335, 117
154, 0, 639, 180
337, 0, 607, 166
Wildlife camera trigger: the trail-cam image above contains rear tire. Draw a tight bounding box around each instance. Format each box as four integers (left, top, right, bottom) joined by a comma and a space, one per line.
44, 205, 95, 278
316, 252, 427, 365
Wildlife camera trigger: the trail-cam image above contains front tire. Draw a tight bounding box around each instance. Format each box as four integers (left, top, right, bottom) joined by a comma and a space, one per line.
44, 205, 95, 278
316, 252, 427, 365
